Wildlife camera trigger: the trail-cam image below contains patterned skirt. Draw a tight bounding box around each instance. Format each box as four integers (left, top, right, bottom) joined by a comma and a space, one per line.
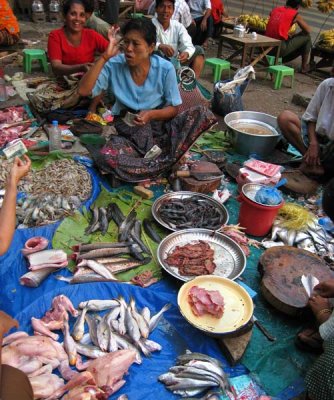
305, 338, 334, 400
90, 105, 217, 181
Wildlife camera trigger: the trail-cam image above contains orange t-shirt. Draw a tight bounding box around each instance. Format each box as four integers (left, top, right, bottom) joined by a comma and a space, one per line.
0, 0, 19, 34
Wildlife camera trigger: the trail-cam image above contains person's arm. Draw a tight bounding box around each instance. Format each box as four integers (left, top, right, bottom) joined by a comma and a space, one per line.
200, 8, 211, 31
178, 24, 195, 61
78, 27, 120, 97
304, 121, 320, 166
0, 156, 31, 255
294, 14, 311, 35
135, 106, 179, 125
50, 60, 92, 76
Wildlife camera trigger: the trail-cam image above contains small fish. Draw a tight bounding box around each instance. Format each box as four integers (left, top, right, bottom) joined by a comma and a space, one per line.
71, 307, 88, 341
74, 242, 132, 253
149, 303, 171, 332
123, 298, 141, 343
77, 259, 118, 280
99, 207, 109, 235
79, 299, 120, 311
78, 247, 131, 259
130, 220, 150, 254
141, 306, 151, 324
85, 206, 100, 235
118, 296, 127, 335
63, 318, 77, 365
143, 219, 162, 243
130, 298, 149, 339
118, 210, 137, 242
75, 342, 106, 359
96, 318, 110, 352
85, 314, 101, 347
177, 351, 222, 367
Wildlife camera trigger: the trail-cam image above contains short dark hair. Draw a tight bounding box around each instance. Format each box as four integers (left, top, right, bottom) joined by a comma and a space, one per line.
121, 18, 157, 46
323, 178, 334, 222
83, 0, 94, 13
286, 0, 301, 8
62, 0, 86, 16
156, 0, 175, 8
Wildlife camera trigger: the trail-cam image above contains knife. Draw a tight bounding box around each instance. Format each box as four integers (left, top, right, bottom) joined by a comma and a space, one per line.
176, 170, 224, 181
252, 315, 276, 342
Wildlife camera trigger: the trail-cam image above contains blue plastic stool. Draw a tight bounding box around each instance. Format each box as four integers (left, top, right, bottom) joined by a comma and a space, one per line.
23, 49, 48, 73
204, 58, 230, 82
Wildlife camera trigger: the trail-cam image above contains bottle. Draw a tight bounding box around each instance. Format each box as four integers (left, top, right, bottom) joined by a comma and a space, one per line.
48, 120, 62, 151
32, 0, 44, 12
318, 217, 334, 233
0, 69, 8, 102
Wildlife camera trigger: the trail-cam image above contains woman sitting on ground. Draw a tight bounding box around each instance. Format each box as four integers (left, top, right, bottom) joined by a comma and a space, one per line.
47, 0, 109, 76
79, 18, 216, 181
0, 0, 20, 46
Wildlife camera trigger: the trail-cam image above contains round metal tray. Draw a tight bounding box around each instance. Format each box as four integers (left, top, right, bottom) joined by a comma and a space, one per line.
157, 228, 246, 282
152, 191, 229, 231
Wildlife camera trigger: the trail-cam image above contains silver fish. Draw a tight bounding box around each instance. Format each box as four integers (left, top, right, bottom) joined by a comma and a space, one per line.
177, 351, 222, 367
149, 303, 171, 332
63, 319, 77, 366
79, 332, 91, 345
124, 299, 141, 343
96, 318, 110, 352
79, 299, 120, 311
141, 306, 151, 324
71, 306, 88, 341
20, 267, 55, 287
139, 338, 162, 353
77, 259, 118, 280
111, 331, 142, 364
99, 207, 109, 235
118, 296, 127, 335
85, 314, 101, 347
75, 342, 106, 358
130, 297, 149, 339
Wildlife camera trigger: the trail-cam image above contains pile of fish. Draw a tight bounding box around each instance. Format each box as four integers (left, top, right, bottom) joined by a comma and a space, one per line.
16, 193, 82, 227
1, 294, 171, 399
60, 241, 151, 284
20, 238, 69, 287
0, 158, 93, 227
158, 196, 225, 230
159, 351, 233, 398
262, 219, 334, 260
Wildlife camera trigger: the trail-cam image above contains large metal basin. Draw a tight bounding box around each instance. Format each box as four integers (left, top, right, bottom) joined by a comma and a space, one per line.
224, 111, 281, 157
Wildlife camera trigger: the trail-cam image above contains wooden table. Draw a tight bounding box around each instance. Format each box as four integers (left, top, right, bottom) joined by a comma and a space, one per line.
217, 33, 281, 69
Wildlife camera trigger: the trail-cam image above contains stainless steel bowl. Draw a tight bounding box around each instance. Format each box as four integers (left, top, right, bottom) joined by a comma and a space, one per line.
224, 111, 281, 157
242, 183, 283, 207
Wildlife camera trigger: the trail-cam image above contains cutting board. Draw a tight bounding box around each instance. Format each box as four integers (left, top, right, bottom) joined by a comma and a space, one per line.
259, 246, 334, 316
179, 161, 222, 193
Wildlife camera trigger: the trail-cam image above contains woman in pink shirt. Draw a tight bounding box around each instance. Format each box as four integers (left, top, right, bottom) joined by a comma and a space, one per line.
48, 0, 108, 76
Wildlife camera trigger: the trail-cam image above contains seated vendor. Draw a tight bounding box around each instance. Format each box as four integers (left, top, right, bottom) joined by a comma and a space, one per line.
78, 18, 215, 181
85, 0, 110, 39
0, 0, 20, 46
152, 0, 205, 78
297, 178, 334, 400
265, 0, 312, 73
47, 0, 109, 76
277, 68, 334, 177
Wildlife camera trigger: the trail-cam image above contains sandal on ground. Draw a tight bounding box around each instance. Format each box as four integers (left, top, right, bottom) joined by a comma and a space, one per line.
295, 328, 323, 354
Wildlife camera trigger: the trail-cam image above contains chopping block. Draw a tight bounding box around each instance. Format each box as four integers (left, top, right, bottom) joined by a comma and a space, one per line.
218, 322, 253, 365
178, 161, 222, 194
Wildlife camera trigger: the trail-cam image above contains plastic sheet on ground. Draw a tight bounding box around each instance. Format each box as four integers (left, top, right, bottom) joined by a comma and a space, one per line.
14, 281, 247, 400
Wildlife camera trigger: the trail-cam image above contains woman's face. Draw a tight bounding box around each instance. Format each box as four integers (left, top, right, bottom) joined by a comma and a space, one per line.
65, 2, 86, 33
122, 30, 155, 67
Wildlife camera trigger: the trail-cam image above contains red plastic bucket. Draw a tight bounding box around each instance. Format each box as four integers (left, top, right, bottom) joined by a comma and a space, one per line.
237, 191, 283, 236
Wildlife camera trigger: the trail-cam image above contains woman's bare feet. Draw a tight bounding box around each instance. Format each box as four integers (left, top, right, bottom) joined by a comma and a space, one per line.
309, 294, 332, 324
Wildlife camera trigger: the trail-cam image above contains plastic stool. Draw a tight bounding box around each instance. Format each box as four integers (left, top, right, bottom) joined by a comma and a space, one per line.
266, 55, 282, 66
265, 55, 283, 79
204, 58, 230, 82
131, 12, 144, 18
23, 49, 48, 73
267, 65, 294, 90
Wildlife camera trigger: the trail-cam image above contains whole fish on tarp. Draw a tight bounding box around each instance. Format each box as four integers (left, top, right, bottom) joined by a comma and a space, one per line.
159, 351, 233, 398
